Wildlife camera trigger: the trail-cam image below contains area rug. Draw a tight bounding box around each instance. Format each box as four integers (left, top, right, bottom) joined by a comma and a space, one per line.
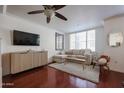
49, 62, 100, 83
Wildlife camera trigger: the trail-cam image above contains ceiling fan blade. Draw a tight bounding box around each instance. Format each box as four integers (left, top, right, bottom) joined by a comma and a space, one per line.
47, 17, 51, 23
27, 10, 44, 14
52, 5, 66, 10
43, 5, 52, 9
55, 12, 67, 21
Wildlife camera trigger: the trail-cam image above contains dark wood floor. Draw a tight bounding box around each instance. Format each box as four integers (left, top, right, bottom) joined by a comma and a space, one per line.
2, 65, 124, 88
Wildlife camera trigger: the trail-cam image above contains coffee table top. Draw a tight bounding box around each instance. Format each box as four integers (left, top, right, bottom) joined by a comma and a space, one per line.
64, 57, 86, 62
53, 55, 86, 62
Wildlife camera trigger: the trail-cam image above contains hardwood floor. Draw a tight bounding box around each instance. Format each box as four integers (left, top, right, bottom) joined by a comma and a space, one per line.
2, 66, 124, 88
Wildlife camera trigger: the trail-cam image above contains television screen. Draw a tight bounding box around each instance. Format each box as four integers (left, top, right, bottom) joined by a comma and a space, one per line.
13, 30, 40, 46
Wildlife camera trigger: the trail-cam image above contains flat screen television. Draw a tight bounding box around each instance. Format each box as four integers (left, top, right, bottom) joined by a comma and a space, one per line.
13, 30, 40, 46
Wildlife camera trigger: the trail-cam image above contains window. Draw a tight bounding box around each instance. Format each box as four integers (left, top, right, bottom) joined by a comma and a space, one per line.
55, 33, 64, 50
70, 34, 76, 49
69, 30, 95, 51
87, 30, 95, 51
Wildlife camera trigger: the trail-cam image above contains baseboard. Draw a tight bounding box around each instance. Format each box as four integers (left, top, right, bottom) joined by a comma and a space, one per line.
110, 69, 124, 74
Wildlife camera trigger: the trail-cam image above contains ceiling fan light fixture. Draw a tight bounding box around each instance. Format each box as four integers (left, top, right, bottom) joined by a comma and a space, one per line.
44, 9, 55, 18
27, 5, 67, 23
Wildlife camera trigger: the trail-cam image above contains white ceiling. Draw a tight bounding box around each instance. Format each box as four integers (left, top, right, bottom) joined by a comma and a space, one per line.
6, 5, 124, 33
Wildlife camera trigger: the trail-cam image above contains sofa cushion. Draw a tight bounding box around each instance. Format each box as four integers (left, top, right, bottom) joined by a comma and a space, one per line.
72, 49, 80, 55
79, 49, 85, 55
98, 58, 107, 64
65, 50, 73, 55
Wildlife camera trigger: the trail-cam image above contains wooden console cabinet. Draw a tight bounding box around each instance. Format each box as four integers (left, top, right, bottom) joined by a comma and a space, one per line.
2, 51, 48, 75
11, 51, 48, 74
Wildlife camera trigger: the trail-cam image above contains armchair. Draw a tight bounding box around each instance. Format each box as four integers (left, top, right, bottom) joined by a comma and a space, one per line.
93, 55, 110, 70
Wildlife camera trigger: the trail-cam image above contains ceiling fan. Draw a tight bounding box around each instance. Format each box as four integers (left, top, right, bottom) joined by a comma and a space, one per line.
27, 5, 67, 23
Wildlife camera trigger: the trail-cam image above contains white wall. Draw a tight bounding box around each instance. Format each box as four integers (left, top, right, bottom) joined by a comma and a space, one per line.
0, 14, 63, 62
95, 27, 105, 54
104, 16, 124, 73
64, 33, 70, 51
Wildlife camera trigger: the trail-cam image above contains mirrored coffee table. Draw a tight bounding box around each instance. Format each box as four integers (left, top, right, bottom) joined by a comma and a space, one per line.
63, 56, 86, 70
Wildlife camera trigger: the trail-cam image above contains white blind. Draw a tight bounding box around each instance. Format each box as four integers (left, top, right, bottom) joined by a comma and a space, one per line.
69, 30, 95, 51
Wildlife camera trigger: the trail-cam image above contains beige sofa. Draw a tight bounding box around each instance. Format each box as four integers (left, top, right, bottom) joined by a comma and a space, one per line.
53, 49, 96, 65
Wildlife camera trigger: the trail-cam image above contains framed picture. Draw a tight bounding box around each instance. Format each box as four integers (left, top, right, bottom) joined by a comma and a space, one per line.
109, 32, 123, 47
55, 32, 64, 50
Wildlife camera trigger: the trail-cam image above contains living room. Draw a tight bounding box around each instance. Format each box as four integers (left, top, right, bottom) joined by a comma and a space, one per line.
0, 5, 124, 89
